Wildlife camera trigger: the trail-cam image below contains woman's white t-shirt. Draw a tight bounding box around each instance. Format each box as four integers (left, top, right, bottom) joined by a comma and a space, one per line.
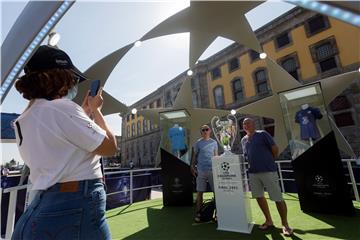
15, 98, 106, 190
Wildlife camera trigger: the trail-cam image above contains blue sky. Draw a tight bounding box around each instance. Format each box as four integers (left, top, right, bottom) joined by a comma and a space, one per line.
1, 0, 295, 164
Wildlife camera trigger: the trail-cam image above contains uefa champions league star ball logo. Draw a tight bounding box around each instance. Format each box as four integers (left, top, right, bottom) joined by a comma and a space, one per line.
221, 162, 230, 174
314, 175, 323, 184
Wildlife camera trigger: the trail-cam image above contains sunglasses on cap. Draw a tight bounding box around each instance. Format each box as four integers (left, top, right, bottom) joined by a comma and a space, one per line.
201, 128, 210, 132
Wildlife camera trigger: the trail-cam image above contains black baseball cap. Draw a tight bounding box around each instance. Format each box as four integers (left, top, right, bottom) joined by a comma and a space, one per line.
24, 45, 88, 82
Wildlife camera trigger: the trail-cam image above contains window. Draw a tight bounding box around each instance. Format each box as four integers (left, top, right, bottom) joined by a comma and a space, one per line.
191, 78, 199, 88
263, 117, 274, 125
315, 43, 337, 72
156, 98, 162, 108
126, 115, 130, 122
232, 78, 243, 102
275, 32, 291, 49
330, 96, 354, 127
228, 58, 239, 72
238, 118, 246, 138
149, 120, 153, 130
254, 69, 269, 94
334, 112, 354, 127
211, 67, 221, 80
143, 119, 148, 133
165, 91, 172, 106
249, 50, 259, 62
175, 84, 181, 94
306, 15, 329, 36
149, 102, 154, 109
262, 117, 274, 136
130, 143, 134, 158
264, 126, 275, 137
213, 86, 225, 107
131, 114, 135, 120
125, 147, 129, 160
310, 37, 339, 74
173, 86, 180, 100
143, 142, 147, 156
330, 96, 351, 111
309, 36, 341, 74
137, 121, 141, 135
281, 57, 298, 80
150, 141, 153, 156
192, 91, 199, 107
131, 123, 135, 136
127, 125, 130, 138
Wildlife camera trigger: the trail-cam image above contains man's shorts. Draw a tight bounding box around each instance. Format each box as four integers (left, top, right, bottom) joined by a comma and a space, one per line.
196, 170, 214, 192
249, 171, 283, 202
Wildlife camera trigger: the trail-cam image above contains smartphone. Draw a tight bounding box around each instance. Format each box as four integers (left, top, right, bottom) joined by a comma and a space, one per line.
89, 80, 100, 97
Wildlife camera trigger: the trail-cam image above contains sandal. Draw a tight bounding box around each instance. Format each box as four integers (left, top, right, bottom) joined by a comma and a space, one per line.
282, 226, 293, 236
258, 223, 274, 230
194, 213, 201, 223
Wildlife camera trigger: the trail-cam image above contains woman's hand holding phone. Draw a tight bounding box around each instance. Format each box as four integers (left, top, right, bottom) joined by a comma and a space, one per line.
81, 85, 103, 119
88, 87, 103, 112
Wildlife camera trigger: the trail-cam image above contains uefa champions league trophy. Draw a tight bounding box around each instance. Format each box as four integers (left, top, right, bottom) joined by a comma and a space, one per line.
211, 114, 238, 155
210, 114, 252, 232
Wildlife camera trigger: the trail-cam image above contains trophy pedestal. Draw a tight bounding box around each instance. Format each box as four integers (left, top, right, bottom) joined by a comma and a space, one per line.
212, 154, 253, 233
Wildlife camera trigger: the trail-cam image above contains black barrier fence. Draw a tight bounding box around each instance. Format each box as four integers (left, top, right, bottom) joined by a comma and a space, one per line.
1, 169, 162, 236
1, 162, 359, 236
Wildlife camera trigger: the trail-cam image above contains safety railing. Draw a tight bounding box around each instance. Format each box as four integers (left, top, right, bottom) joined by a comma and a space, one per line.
0, 168, 161, 239
241, 159, 359, 202
105, 167, 162, 204
1, 161, 359, 239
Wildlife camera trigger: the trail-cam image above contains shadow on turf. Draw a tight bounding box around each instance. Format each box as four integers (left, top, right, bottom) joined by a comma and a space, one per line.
122, 206, 302, 240
292, 207, 360, 240
107, 203, 163, 219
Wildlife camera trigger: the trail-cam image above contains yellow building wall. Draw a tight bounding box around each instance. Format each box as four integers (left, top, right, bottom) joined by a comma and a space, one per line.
125, 114, 160, 138
208, 17, 360, 108
328, 18, 360, 67
207, 54, 268, 108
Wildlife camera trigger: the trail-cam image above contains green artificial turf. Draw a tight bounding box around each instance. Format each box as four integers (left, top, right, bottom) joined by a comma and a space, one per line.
106, 193, 360, 240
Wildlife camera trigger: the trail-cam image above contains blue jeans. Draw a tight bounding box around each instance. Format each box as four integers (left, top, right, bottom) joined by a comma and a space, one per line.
12, 179, 111, 240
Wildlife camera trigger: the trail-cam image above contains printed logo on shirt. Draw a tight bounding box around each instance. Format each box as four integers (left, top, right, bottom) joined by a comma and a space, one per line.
301, 116, 309, 125
87, 122, 93, 129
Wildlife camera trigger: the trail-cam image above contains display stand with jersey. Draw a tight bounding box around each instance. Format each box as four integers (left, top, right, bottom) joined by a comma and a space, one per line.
295, 104, 323, 146
279, 84, 355, 216
168, 124, 187, 157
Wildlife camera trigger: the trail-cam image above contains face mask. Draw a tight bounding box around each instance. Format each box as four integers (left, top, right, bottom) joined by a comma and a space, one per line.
63, 84, 78, 100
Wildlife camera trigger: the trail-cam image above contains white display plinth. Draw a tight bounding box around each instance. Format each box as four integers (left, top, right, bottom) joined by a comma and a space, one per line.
212, 153, 253, 233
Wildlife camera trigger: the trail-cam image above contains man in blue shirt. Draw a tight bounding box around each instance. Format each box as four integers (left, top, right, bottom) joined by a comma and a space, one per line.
191, 125, 218, 222
241, 118, 293, 236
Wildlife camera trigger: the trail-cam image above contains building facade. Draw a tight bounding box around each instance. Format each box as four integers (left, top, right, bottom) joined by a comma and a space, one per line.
121, 7, 360, 167
103, 135, 122, 167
